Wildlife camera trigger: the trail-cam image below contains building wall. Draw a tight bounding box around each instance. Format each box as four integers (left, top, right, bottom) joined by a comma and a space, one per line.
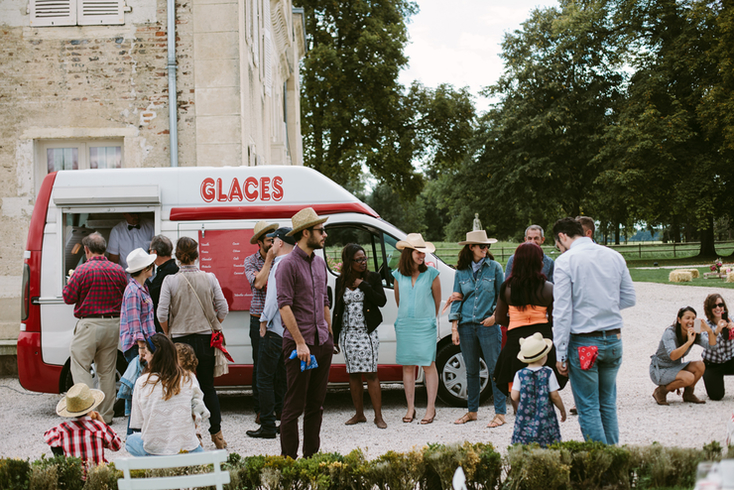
0, 0, 306, 341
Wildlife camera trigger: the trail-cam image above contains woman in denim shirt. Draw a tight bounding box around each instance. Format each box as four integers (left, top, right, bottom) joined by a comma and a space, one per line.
449, 230, 507, 428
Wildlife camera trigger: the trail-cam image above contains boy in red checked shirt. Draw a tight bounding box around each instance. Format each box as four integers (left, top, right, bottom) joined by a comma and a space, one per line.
44, 384, 122, 471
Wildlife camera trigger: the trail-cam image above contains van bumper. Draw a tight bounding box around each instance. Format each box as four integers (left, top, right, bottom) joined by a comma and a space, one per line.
17, 331, 62, 393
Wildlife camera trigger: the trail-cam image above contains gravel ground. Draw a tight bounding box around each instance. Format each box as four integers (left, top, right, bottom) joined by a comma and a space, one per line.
2, 280, 734, 461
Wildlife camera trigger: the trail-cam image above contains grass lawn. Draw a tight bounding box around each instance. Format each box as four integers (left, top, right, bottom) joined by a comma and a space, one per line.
628, 266, 734, 289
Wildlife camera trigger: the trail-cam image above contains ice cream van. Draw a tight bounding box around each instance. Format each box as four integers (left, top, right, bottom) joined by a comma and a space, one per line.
18, 166, 491, 406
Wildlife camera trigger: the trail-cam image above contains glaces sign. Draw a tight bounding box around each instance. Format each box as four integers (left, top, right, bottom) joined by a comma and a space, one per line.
200, 176, 284, 203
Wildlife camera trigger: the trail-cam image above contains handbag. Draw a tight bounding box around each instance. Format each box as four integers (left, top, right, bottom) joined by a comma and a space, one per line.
180, 273, 231, 377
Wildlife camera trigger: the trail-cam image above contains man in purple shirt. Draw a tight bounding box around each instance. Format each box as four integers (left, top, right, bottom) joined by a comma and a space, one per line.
276, 207, 333, 459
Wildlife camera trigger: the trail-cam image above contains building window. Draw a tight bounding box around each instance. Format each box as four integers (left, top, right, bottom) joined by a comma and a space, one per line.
39, 139, 123, 182
30, 0, 125, 27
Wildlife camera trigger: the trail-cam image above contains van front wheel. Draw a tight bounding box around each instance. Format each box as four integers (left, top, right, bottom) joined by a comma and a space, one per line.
436, 343, 492, 407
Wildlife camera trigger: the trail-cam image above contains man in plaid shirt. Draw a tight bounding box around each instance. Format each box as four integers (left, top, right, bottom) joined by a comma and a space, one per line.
63, 232, 128, 424
44, 383, 122, 468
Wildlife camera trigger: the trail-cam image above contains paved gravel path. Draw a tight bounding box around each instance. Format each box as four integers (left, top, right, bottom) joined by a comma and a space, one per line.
2, 281, 734, 461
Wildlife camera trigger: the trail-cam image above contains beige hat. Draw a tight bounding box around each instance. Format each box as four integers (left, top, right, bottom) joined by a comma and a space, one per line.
286, 207, 328, 236
517, 332, 553, 363
250, 220, 279, 244
56, 383, 105, 418
126, 248, 157, 273
458, 230, 498, 246
396, 233, 436, 254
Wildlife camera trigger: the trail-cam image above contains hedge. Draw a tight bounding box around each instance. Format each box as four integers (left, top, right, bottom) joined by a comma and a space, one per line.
0, 440, 727, 490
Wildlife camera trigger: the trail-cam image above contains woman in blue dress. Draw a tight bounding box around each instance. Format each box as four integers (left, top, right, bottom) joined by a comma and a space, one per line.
392, 233, 441, 424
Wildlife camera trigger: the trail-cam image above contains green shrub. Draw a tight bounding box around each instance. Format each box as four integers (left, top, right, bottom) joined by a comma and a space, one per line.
503, 444, 571, 490
420, 442, 501, 490
367, 450, 424, 490
31, 455, 83, 490
81, 463, 120, 490
549, 441, 632, 489
0, 458, 31, 490
630, 443, 704, 489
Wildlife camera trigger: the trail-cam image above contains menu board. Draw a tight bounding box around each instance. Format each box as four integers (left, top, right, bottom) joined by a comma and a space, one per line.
199, 229, 259, 311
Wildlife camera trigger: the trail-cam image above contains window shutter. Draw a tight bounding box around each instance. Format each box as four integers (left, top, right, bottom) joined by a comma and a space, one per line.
30, 0, 76, 27
78, 0, 124, 25
264, 29, 273, 97
251, 0, 259, 67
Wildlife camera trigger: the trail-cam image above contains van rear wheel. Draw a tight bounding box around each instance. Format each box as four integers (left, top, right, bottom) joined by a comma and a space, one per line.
436, 343, 492, 407
60, 352, 129, 417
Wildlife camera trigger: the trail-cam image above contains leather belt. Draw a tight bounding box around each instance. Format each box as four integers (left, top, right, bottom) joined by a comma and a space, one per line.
572, 328, 621, 338
81, 314, 120, 319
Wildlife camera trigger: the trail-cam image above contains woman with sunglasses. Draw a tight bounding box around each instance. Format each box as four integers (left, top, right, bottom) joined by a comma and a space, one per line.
701, 294, 734, 400
332, 244, 388, 428
494, 242, 566, 412
449, 230, 507, 428
650, 306, 716, 405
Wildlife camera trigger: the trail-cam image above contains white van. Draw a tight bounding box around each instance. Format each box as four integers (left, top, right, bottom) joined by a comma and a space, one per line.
18, 166, 491, 406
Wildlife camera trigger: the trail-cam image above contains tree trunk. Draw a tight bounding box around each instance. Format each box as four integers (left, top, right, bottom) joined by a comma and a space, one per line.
699, 215, 717, 257
614, 223, 620, 245
671, 218, 680, 243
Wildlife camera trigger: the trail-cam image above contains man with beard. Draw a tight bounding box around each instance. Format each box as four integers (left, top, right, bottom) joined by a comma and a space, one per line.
244, 220, 279, 423
276, 207, 333, 459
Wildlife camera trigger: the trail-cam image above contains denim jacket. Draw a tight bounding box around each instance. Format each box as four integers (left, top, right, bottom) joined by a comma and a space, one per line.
448, 258, 504, 324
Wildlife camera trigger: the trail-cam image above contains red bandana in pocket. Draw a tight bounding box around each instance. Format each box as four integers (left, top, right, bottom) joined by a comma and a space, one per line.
578, 346, 599, 370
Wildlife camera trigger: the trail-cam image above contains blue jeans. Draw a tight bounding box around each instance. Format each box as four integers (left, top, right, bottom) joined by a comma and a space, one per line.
458, 323, 506, 414
250, 316, 261, 414
125, 433, 203, 457
257, 331, 286, 432
568, 331, 623, 444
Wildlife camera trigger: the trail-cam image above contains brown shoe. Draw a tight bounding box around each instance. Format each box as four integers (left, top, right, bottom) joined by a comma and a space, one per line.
211, 430, 228, 449
652, 386, 669, 405
683, 387, 706, 404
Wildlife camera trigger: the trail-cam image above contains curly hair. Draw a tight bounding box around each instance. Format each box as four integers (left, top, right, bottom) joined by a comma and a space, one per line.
175, 236, 199, 264
175, 342, 198, 374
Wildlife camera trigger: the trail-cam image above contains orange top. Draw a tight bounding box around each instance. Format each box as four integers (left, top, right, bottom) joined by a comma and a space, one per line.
508, 305, 548, 330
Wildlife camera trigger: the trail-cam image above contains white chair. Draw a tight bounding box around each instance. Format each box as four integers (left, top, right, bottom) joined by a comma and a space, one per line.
453, 466, 467, 490
116, 450, 230, 490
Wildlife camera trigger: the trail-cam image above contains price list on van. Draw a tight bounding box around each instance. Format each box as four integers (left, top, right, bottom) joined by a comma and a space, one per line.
199, 229, 259, 311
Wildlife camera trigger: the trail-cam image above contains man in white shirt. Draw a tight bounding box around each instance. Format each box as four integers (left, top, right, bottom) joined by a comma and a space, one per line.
108, 213, 154, 272
552, 217, 636, 445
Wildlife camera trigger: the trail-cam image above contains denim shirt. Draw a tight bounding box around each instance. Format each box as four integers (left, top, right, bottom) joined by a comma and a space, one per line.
449, 258, 504, 324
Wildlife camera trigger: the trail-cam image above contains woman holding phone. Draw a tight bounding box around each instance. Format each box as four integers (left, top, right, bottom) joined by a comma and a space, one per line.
701, 294, 734, 400
650, 306, 716, 405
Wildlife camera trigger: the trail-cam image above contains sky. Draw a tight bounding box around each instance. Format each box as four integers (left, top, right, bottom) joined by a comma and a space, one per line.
398, 0, 559, 113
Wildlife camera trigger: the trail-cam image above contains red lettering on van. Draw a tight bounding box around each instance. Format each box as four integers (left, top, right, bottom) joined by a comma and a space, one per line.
216, 179, 228, 202
229, 179, 243, 202
261, 177, 271, 201
244, 177, 259, 202
272, 176, 284, 201
201, 178, 215, 203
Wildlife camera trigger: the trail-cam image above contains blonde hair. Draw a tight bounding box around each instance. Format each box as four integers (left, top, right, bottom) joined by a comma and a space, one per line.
175, 342, 198, 376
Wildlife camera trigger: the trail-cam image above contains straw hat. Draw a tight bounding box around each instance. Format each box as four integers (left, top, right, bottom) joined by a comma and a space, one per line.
126, 248, 157, 273
56, 383, 105, 418
517, 332, 553, 363
458, 230, 498, 246
286, 207, 328, 236
250, 220, 279, 244
395, 233, 436, 254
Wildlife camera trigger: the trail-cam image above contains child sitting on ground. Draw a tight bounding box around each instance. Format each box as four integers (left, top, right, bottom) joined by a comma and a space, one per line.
511, 332, 566, 447
175, 343, 210, 442
44, 383, 122, 469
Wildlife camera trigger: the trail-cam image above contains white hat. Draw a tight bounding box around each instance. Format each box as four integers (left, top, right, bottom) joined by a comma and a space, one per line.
458, 230, 498, 246
286, 207, 328, 236
395, 233, 436, 254
56, 383, 105, 418
517, 332, 553, 363
126, 248, 157, 273
250, 220, 279, 244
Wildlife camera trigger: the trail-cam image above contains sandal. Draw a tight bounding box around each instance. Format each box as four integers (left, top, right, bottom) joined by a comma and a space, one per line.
487, 414, 506, 428
402, 409, 416, 423
454, 412, 477, 425
420, 410, 436, 425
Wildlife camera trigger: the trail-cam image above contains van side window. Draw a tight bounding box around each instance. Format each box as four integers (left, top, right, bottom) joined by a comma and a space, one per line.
324, 225, 398, 288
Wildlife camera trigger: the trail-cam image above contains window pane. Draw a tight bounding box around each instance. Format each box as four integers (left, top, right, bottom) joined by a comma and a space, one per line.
47, 148, 78, 173
90, 146, 122, 169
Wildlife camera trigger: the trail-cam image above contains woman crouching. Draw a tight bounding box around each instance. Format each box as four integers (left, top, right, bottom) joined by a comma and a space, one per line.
650, 306, 716, 405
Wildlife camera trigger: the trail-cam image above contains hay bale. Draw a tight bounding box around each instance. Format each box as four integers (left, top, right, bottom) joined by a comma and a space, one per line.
727, 272, 734, 283
681, 269, 700, 279
669, 270, 693, 283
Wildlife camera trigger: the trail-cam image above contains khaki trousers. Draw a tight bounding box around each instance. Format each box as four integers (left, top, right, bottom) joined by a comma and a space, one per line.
69, 317, 120, 423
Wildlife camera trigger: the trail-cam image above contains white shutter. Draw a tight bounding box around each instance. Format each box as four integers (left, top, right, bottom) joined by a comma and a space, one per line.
251, 0, 259, 67
78, 0, 124, 25
264, 29, 273, 97
30, 0, 76, 27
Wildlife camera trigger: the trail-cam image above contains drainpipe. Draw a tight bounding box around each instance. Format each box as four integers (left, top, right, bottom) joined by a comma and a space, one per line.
167, 0, 178, 167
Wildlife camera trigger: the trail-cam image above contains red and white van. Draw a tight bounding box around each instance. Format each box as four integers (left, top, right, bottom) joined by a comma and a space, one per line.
18, 166, 491, 405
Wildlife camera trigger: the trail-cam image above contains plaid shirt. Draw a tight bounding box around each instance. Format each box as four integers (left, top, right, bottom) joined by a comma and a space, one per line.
119, 279, 156, 352
63, 256, 127, 318
702, 319, 734, 364
44, 416, 122, 465
244, 251, 267, 315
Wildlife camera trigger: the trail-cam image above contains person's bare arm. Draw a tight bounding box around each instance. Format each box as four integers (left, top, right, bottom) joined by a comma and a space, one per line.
160, 320, 169, 335
394, 281, 400, 307
431, 276, 441, 316
510, 390, 520, 412
280, 305, 310, 364
550, 390, 566, 422
253, 248, 276, 290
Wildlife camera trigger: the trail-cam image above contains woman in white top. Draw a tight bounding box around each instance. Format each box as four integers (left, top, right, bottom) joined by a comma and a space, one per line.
125, 333, 208, 456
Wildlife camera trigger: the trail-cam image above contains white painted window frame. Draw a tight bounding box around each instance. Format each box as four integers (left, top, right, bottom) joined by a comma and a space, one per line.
30, 0, 124, 27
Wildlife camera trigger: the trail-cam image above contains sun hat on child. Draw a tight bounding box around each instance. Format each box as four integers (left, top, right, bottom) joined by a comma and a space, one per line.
517, 332, 554, 363
125, 248, 157, 274
250, 220, 279, 244
56, 383, 105, 418
395, 233, 436, 254
286, 207, 328, 236
458, 230, 498, 246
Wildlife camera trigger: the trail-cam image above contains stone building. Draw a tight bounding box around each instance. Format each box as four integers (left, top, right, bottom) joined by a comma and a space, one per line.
0, 0, 306, 357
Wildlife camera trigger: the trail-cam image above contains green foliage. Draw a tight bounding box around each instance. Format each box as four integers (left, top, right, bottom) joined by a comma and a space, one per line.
0, 458, 31, 490
504, 444, 571, 490
81, 464, 120, 490
550, 441, 631, 489
31, 455, 83, 490
629, 443, 706, 489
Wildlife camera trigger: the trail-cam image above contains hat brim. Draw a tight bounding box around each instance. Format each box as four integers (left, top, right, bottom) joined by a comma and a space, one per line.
517, 339, 553, 363
250, 223, 279, 244
458, 238, 498, 245
56, 389, 105, 418
126, 254, 157, 273
286, 217, 328, 236
396, 240, 436, 254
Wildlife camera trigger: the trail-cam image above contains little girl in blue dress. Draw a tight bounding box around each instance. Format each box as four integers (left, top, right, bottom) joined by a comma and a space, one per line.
511, 332, 566, 447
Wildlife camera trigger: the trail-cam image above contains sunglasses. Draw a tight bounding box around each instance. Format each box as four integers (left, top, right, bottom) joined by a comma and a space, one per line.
715, 303, 726, 308
311, 227, 327, 234
354, 257, 368, 263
